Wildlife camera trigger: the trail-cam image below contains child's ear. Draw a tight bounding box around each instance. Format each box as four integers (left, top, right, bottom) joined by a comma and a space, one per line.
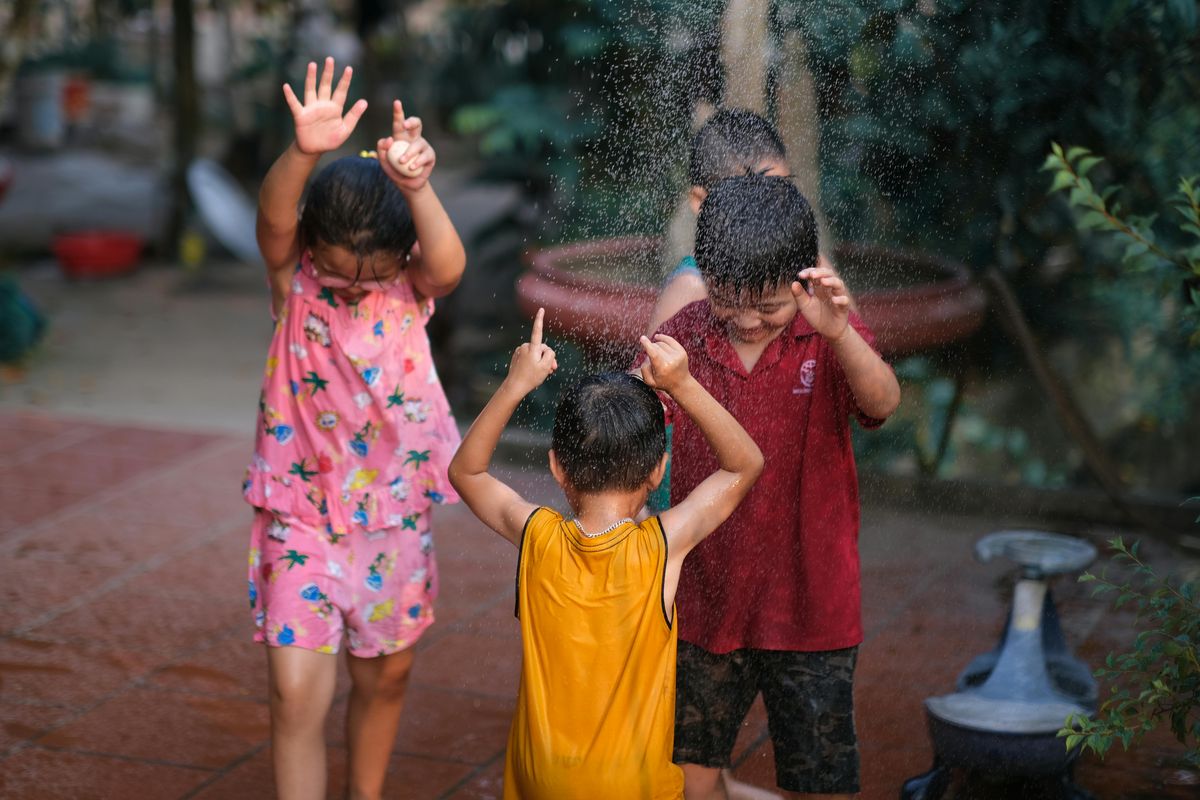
548, 450, 567, 489
688, 186, 707, 215
648, 451, 669, 490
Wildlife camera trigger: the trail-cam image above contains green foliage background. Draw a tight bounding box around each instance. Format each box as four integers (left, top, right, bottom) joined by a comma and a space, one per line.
425, 0, 1200, 491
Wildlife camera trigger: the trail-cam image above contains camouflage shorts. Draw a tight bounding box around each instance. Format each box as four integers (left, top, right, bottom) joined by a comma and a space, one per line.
673, 640, 860, 794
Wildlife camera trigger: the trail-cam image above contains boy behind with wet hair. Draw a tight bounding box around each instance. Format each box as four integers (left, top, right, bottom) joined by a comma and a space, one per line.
449, 310, 763, 799
653, 174, 900, 800
652, 108, 792, 334
647, 108, 854, 520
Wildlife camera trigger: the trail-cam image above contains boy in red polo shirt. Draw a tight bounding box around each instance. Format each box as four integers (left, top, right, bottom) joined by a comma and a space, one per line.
655, 175, 900, 799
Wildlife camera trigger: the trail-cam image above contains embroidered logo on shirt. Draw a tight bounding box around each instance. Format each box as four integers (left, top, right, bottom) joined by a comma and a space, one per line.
794, 359, 817, 395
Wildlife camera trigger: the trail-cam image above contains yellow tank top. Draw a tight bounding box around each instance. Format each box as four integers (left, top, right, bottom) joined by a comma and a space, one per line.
504, 507, 684, 800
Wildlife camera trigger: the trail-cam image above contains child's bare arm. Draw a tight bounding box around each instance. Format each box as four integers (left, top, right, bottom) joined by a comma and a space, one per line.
258, 58, 367, 278
448, 310, 557, 545
794, 265, 900, 419
646, 335, 763, 555
646, 270, 707, 335
827, 325, 900, 419
376, 102, 465, 299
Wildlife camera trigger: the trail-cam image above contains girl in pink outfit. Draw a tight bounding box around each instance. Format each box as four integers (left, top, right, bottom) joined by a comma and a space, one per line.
245, 57, 465, 800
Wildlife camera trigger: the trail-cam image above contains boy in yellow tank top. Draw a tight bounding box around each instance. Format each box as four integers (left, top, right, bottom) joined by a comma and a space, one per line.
449, 309, 763, 799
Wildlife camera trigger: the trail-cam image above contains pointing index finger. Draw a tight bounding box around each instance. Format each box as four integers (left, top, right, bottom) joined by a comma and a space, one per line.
530, 308, 544, 348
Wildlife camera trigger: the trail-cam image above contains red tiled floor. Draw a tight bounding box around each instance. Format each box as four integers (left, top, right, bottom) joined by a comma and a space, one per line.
0, 413, 107, 464
0, 703, 72, 754
859, 744, 934, 799
410, 630, 522, 698
856, 686, 930, 754
0, 746, 212, 799
15, 449, 165, 493
0, 412, 1195, 798
445, 756, 505, 799
147, 635, 268, 701
1075, 727, 1200, 800
0, 637, 151, 708
92, 480, 248, 532
0, 416, 236, 534
68, 426, 225, 462
445, 595, 521, 639
26, 582, 244, 660
729, 739, 778, 791
0, 472, 92, 531
0, 557, 127, 636
119, 524, 248, 599
36, 687, 269, 770
4, 513, 201, 569
324, 682, 515, 765
729, 695, 770, 764
391, 686, 514, 764
187, 745, 478, 800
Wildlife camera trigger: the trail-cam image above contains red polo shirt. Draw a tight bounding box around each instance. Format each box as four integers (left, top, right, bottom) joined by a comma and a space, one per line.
657, 301, 890, 654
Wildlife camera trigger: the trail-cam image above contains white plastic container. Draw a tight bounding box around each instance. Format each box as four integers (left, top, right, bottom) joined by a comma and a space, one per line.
15, 71, 66, 149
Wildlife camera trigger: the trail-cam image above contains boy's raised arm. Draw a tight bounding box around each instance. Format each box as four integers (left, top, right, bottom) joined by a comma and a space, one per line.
647, 335, 763, 555
795, 265, 900, 420
448, 310, 558, 545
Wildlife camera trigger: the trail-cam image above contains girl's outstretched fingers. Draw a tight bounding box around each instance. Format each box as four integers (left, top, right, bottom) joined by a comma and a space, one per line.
317, 57, 336, 99
282, 81, 303, 116
303, 60, 318, 104
343, 98, 367, 130
332, 65, 353, 108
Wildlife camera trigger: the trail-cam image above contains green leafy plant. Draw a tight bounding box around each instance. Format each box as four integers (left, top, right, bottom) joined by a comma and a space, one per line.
1041, 143, 1200, 432
851, 355, 1072, 486
1060, 535, 1200, 766
1047, 141, 1200, 765
792, 3, 1200, 484
1042, 142, 1200, 347
791, 0, 1200, 273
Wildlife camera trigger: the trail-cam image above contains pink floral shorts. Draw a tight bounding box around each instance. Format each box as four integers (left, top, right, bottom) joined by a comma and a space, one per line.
248, 508, 437, 657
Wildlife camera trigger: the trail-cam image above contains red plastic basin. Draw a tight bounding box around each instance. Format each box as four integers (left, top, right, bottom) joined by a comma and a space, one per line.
52, 230, 143, 279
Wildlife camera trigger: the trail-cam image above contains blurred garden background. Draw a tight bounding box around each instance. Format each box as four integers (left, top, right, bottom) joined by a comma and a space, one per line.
3, 0, 1200, 505
8, 0, 1198, 505
1, 0, 1199, 798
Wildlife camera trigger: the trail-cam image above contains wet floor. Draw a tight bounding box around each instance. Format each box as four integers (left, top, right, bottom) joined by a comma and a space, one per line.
0, 409, 1194, 799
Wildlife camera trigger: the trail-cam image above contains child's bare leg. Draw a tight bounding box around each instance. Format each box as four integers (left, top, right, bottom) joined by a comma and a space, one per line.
724, 770, 784, 799
268, 646, 339, 800
684, 765, 784, 800
683, 763, 729, 800
344, 647, 416, 800
720, 777, 787, 800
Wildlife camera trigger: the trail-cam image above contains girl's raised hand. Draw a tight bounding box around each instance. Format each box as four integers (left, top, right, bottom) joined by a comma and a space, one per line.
793, 265, 850, 343
378, 100, 436, 192
506, 309, 558, 395
283, 57, 368, 156
638, 333, 690, 394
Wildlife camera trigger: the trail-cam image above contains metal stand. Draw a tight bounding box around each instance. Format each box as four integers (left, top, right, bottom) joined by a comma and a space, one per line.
901, 531, 1098, 800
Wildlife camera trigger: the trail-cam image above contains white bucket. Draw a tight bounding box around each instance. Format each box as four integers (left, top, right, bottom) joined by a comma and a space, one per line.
15, 72, 66, 149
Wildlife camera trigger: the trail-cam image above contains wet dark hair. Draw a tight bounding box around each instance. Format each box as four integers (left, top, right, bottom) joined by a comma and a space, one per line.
688, 108, 787, 190
298, 156, 417, 269
695, 174, 818, 297
552, 372, 666, 494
